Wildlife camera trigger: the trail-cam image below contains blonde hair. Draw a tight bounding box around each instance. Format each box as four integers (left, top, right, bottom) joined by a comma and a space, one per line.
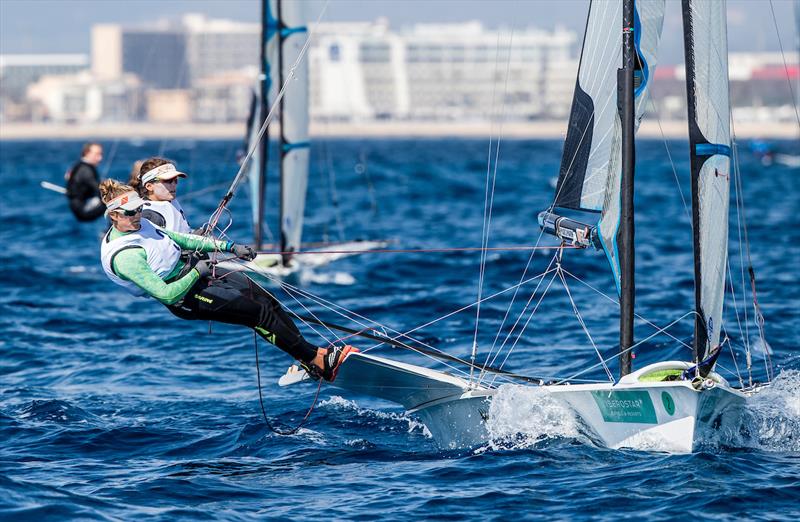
99, 179, 135, 205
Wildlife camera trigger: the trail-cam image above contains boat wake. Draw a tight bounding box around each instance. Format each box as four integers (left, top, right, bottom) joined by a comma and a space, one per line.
479, 371, 800, 454
300, 270, 356, 286
319, 396, 431, 437
481, 384, 591, 451
732, 369, 800, 452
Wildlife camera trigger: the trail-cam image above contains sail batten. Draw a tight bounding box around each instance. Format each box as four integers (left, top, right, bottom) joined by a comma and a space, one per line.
682, 0, 731, 362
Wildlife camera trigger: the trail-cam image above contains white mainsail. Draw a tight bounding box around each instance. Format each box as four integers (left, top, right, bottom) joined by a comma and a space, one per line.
682, 0, 731, 359
278, 0, 310, 255
245, 93, 264, 237
553, 0, 665, 292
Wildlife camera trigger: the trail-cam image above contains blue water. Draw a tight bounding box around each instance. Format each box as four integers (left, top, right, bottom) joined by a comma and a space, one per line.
1, 138, 799, 520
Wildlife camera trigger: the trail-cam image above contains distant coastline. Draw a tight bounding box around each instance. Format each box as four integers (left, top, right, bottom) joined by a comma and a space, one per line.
1, 120, 797, 141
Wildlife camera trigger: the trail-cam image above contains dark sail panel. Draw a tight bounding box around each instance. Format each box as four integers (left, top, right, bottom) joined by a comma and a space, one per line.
555, 84, 594, 210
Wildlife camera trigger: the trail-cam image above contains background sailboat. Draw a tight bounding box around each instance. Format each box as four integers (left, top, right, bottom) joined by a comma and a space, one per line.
278, 0, 774, 453
243, 0, 387, 277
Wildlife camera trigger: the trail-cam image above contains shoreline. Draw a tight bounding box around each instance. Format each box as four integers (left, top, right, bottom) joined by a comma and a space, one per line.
1, 120, 797, 140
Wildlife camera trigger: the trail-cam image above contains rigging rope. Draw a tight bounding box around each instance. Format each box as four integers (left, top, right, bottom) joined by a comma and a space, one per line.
768, 0, 800, 128
254, 244, 574, 257
254, 331, 322, 436
471, 29, 515, 384
557, 267, 615, 383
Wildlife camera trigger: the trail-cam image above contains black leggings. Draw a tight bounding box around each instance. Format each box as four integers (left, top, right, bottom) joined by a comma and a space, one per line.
69, 197, 105, 222
167, 266, 318, 363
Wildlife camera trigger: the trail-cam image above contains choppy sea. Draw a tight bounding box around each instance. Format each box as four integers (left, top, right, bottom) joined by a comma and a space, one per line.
0, 137, 798, 520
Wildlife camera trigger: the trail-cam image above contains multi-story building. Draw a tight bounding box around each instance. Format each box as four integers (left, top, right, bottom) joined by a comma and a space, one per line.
87, 15, 577, 123
0, 54, 89, 102
92, 15, 258, 90
310, 20, 577, 122
26, 71, 141, 123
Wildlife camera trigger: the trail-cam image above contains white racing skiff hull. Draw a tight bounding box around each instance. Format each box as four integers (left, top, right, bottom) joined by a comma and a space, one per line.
282, 353, 750, 453
220, 239, 389, 279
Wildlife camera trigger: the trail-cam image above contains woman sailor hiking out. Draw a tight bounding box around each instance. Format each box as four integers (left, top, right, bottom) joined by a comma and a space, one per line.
128, 157, 192, 234
98, 178, 356, 382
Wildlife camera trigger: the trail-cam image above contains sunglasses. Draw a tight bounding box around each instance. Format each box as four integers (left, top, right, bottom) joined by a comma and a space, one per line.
117, 205, 143, 217
156, 178, 178, 185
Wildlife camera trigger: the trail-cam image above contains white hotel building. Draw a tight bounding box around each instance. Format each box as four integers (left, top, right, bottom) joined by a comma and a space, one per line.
5, 15, 577, 124
310, 19, 577, 122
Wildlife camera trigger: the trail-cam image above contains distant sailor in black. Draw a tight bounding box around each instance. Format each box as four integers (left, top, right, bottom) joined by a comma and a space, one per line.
65, 142, 105, 221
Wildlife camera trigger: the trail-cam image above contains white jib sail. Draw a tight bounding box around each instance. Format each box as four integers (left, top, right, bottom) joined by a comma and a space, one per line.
555, 0, 665, 292
684, 0, 731, 355
279, 0, 310, 254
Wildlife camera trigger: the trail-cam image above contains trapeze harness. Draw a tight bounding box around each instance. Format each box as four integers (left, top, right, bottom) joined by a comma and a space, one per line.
141, 199, 192, 234
66, 161, 105, 221
100, 219, 318, 364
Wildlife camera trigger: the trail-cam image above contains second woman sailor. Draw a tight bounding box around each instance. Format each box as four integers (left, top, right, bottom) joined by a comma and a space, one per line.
99, 178, 355, 382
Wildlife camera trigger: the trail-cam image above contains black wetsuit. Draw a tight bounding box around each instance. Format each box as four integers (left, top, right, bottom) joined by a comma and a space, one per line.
167, 263, 318, 363
66, 161, 104, 221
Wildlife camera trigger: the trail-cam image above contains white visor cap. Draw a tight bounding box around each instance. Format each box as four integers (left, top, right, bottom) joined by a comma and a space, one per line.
140, 163, 187, 184
104, 191, 145, 217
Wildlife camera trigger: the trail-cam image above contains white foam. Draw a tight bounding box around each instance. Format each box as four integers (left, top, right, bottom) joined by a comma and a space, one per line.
319, 395, 431, 436
750, 336, 773, 356
300, 271, 356, 286
482, 384, 587, 450
737, 369, 800, 452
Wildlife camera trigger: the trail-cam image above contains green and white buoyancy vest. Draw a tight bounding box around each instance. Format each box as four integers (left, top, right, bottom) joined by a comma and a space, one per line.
143, 199, 191, 234
100, 219, 182, 296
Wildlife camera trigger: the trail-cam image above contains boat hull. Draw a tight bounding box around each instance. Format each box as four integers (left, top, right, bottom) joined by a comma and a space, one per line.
302, 354, 750, 453
544, 380, 746, 452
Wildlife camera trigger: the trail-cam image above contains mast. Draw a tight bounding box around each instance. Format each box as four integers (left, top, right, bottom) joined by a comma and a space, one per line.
255, 0, 270, 248
277, 0, 287, 263
618, 0, 636, 377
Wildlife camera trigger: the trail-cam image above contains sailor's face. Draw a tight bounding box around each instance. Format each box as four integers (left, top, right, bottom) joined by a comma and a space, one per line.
148, 179, 177, 201
84, 145, 103, 165
112, 209, 142, 232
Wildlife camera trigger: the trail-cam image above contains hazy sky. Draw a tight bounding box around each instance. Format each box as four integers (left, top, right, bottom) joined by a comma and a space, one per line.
1, 0, 798, 64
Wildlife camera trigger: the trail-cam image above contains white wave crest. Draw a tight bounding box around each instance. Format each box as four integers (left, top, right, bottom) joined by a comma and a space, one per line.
300, 271, 356, 286
482, 384, 587, 450
737, 369, 800, 452
319, 395, 430, 436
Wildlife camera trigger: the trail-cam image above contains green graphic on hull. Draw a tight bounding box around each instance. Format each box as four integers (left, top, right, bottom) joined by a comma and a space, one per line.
591, 390, 658, 424
661, 391, 675, 416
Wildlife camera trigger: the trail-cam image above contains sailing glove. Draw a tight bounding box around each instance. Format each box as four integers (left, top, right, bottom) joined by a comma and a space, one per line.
194, 259, 216, 278
231, 244, 257, 261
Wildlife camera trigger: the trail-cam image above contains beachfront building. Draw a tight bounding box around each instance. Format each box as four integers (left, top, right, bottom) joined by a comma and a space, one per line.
0, 54, 89, 121
26, 71, 141, 123
651, 51, 800, 123
91, 15, 258, 90
310, 20, 577, 122
83, 15, 579, 124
